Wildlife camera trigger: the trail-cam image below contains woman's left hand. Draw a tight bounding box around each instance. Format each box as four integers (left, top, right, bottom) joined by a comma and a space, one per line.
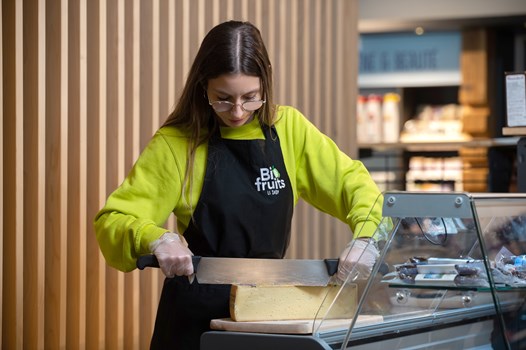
337, 238, 379, 282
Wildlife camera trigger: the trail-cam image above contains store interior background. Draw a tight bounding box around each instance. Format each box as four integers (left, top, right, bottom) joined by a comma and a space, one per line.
357, 0, 526, 194
2, 0, 526, 349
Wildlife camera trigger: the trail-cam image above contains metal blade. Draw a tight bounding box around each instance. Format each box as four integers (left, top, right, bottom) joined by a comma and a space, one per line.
195, 257, 334, 286
136, 255, 338, 286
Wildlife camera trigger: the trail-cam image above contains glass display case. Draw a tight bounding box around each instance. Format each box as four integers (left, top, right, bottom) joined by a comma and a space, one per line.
201, 192, 526, 350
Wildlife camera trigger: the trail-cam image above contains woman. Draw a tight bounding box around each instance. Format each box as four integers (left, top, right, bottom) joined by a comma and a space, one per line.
94, 20, 383, 349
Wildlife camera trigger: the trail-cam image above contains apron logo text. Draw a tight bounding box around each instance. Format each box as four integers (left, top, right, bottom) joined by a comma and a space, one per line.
254, 166, 286, 195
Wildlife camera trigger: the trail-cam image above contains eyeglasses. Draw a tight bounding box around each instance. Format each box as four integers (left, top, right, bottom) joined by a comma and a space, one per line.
208, 99, 266, 113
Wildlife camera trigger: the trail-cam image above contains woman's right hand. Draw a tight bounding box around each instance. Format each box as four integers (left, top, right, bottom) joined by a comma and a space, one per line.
149, 232, 194, 278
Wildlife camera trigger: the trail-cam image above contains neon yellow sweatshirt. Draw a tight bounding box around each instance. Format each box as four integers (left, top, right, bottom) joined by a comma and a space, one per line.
94, 105, 383, 272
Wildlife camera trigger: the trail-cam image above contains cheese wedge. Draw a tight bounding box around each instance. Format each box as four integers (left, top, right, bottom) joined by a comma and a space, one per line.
229, 284, 357, 322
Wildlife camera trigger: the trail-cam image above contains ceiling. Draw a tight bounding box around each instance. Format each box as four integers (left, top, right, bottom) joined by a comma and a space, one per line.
359, 0, 526, 33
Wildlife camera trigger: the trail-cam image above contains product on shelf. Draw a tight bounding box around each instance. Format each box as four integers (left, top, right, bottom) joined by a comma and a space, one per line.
405, 156, 463, 192
382, 93, 401, 143
390, 251, 526, 288
365, 94, 383, 143
393, 258, 489, 287
356, 93, 402, 144
399, 104, 472, 143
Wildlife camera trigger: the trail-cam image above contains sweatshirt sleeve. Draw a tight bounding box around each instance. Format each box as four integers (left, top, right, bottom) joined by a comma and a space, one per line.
93, 131, 184, 272
281, 107, 383, 239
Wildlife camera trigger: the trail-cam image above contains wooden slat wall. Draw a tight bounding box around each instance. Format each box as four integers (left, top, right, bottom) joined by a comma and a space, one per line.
1, 0, 358, 348
0, 0, 3, 346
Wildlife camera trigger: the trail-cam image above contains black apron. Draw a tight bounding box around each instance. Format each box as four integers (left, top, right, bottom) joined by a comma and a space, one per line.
150, 124, 294, 350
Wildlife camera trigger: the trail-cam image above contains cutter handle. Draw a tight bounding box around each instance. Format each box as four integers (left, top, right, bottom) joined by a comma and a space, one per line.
324, 258, 339, 276
136, 255, 159, 269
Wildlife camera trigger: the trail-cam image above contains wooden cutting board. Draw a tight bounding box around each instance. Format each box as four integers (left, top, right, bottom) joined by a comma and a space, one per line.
210, 315, 383, 334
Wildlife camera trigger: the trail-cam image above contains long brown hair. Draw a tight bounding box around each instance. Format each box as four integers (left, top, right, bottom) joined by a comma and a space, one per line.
164, 21, 275, 210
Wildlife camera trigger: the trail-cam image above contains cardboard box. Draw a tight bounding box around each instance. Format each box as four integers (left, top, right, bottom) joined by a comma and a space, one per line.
459, 147, 488, 168
463, 168, 488, 193
461, 105, 489, 136
459, 29, 488, 106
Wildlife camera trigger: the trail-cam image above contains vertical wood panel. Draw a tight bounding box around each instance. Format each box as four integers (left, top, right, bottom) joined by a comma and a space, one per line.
0, 0, 3, 346
23, 0, 46, 347
44, 0, 58, 346
3, 0, 24, 347
1, 0, 359, 347
105, 0, 125, 348
15, 2, 25, 345
97, 3, 109, 347
66, 0, 88, 347
44, 0, 69, 347
151, 0, 160, 132
59, 2, 69, 343
78, 0, 88, 343
85, 0, 107, 348
66, 1, 81, 346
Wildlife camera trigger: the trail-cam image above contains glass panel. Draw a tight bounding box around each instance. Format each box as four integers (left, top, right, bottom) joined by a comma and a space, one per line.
473, 195, 526, 350
314, 192, 526, 350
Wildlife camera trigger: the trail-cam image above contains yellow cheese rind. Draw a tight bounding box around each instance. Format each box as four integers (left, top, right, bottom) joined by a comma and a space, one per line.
229, 284, 356, 322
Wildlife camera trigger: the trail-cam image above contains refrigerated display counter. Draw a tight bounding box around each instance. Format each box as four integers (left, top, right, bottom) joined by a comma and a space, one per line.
201, 192, 526, 350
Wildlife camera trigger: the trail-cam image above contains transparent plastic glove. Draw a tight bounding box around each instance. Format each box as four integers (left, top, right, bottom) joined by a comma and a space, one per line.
149, 232, 194, 278
337, 238, 380, 282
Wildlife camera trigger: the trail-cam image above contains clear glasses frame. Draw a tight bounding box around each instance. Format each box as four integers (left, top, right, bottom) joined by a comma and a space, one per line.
208, 99, 266, 113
